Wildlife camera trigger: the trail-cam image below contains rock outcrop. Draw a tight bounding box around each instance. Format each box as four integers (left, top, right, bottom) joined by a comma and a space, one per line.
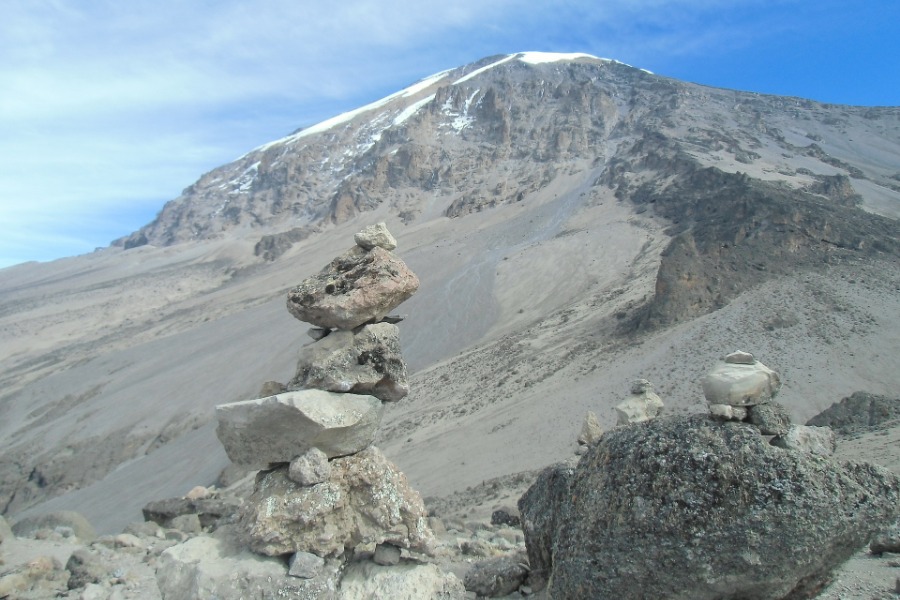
521, 414, 900, 599
807, 391, 900, 434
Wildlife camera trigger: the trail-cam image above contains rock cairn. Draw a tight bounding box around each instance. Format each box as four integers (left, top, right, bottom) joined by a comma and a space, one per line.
615, 378, 664, 426
215, 222, 435, 569
702, 350, 833, 454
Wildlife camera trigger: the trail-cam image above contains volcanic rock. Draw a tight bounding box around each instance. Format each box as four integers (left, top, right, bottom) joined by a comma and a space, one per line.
615, 379, 663, 425
338, 560, 464, 599
463, 551, 529, 597
286, 246, 419, 330
746, 401, 792, 435
771, 424, 837, 456
290, 322, 409, 402
353, 222, 397, 251
521, 414, 900, 599
142, 495, 240, 530
373, 543, 402, 566
702, 356, 781, 406
288, 551, 326, 579
288, 447, 331, 486
869, 522, 900, 554
806, 391, 900, 434
241, 446, 434, 558
215, 390, 383, 468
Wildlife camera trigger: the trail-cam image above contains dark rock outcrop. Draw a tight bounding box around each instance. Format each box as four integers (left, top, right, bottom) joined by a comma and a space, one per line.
806, 391, 900, 434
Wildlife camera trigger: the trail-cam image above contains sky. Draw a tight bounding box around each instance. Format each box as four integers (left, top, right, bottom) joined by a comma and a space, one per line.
1, 0, 898, 269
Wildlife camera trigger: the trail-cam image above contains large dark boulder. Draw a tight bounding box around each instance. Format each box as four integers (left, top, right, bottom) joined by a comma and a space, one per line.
520, 415, 900, 600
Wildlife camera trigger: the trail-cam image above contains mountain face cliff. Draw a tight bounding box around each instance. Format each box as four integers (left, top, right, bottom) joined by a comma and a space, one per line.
2, 52, 899, 531
118, 51, 900, 326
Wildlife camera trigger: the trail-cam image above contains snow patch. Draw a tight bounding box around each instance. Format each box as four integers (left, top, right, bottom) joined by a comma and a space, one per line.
393, 94, 435, 126
517, 51, 603, 64
453, 55, 517, 85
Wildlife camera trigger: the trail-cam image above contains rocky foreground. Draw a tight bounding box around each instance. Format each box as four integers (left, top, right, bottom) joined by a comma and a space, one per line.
2, 225, 899, 599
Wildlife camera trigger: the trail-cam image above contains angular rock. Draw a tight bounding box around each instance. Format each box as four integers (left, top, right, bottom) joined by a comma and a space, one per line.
291, 323, 409, 402
709, 403, 748, 421
289, 447, 331, 486
156, 527, 343, 600
215, 390, 384, 468
242, 446, 435, 558
258, 380, 286, 397
725, 350, 756, 364
490, 506, 520, 528
338, 560, 464, 599
289, 551, 326, 579
615, 381, 664, 426
702, 358, 781, 406
747, 401, 792, 435
771, 424, 837, 456
11, 510, 96, 543
577, 411, 603, 445
463, 551, 529, 598
870, 521, 900, 554
142, 496, 240, 530
517, 463, 575, 592
170, 514, 202, 534
354, 222, 397, 251
373, 543, 402, 566
286, 246, 419, 330
66, 548, 111, 590
523, 415, 900, 600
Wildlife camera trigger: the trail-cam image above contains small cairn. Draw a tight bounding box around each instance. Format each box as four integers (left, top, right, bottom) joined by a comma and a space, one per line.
614, 379, 664, 426
702, 350, 833, 455
215, 223, 435, 570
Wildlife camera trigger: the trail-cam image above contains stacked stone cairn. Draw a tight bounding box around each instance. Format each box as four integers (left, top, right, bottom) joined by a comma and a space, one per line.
702, 350, 835, 454
614, 378, 664, 426
214, 223, 435, 576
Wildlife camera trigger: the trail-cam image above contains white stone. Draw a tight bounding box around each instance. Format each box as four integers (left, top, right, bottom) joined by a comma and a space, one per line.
724, 350, 755, 364
338, 560, 464, 599
702, 360, 781, 407
771, 425, 836, 456
615, 391, 663, 426
577, 411, 603, 445
215, 390, 383, 468
709, 404, 748, 421
354, 222, 397, 251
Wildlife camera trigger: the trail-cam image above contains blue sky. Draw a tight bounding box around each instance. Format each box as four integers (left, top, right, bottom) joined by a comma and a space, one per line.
1, 0, 898, 269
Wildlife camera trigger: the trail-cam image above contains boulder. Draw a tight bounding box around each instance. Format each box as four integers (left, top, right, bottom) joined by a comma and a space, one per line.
522, 414, 900, 600
242, 446, 435, 558
289, 551, 326, 579
702, 358, 781, 406
338, 560, 464, 599
11, 510, 96, 543
463, 551, 529, 597
576, 411, 603, 445
286, 246, 419, 330
615, 381, 663, 425
517, 463, 575, 592
291, 322, 409, 402
490, 506, 520, 528
373, 543, 402, 566
156, 527, 344, 600
288, 447, 331, 486
142, 496, 240, 530
771, 425, 837, 456
746, 401, 792, 435
806, 391, 900, 434
870, 521, 900, 554
709, 403, 748, 421
354, 222, 397, 251
215, 390, 383, 468
725, 350, 755, 364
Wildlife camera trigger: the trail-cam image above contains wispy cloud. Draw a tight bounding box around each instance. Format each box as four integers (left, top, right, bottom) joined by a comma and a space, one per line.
0, 0, 896, 269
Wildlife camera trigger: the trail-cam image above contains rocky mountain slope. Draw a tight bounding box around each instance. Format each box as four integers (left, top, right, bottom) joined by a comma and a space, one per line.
1, 51, 898, 537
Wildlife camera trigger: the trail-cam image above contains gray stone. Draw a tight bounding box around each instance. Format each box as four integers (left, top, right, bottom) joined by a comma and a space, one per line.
65, 548, 110, 590
12, 510, 96, 543
576, 411, 603, 445
155, 527, 342, 600
709, 403, 748, 421
463, 551, 529, 597
630, 378, 653, 394
490, 506, 520, 528
215, 390, 384, 468
307, 327, 330, 341
373, 543, 402, 566
289, 447, 331, 486
289, 551, 326, 579
287, 246, 419, 330
169, 514, 202, 534
291, 322, 409, 402
142, 496, 240, 530
521, 414, 900, 600
771, 425, 836, 456
702, 359, 781, 406
258, 380, 286, 397
354, 222, 397, 251
517, 463, 574, 592
338, 561, 464, 599
746, 401, 792, 435
870, 521, 900, 554
242, 446, 435, 558
0, 515, 11, 545
725, 350, 756, 364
